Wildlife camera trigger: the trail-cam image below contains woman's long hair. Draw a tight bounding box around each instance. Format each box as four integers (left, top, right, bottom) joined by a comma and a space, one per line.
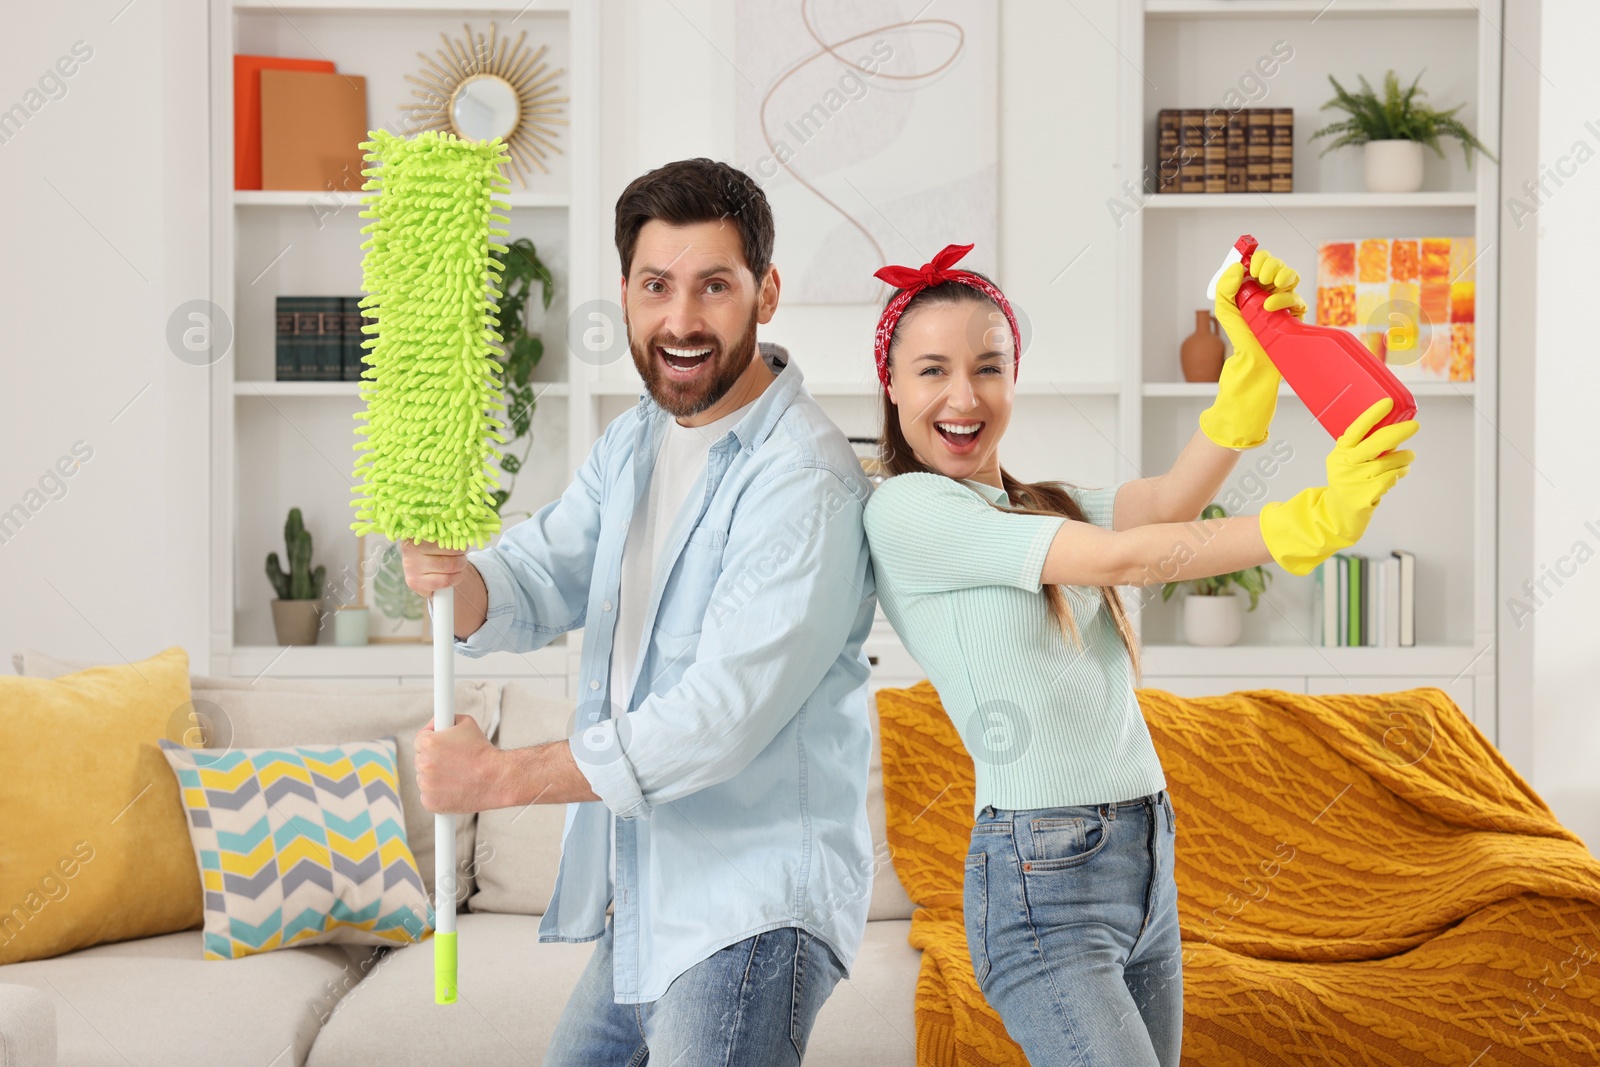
877, 278, 1143, 686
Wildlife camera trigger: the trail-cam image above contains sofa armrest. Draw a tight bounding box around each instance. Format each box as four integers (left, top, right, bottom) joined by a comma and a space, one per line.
0, 984, 55, 1067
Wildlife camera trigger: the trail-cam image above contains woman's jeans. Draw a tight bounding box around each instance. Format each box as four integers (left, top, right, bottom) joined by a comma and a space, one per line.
964, 789, 1183, 1066
542, 913, 846, 1066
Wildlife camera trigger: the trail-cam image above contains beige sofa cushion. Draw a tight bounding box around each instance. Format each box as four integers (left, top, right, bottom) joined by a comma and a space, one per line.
465, 685, 571, 916
11, 648, 499, 905
0, 930, 373, 1067
306, 912, 595, 1066
806, 919, 919, 1065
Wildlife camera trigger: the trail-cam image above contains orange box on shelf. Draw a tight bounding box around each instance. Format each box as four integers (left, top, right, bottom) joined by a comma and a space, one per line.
233, 55, 336, 190
259, 69, 369, 193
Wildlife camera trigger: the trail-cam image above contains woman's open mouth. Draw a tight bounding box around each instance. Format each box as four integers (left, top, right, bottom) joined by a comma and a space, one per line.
657, 344, 714, 379
935, 420, 983, 453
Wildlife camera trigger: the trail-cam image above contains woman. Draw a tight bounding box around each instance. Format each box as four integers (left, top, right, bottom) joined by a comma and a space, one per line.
862, 243, 1417, 1065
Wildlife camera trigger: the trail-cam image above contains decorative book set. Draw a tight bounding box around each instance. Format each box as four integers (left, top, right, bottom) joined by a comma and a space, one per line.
1156, 108, 1293, 194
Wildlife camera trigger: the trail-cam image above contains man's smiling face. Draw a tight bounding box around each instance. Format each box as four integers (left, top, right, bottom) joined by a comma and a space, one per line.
623, 218, 770, 419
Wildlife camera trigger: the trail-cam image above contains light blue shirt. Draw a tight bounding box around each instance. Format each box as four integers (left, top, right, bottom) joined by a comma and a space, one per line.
455, 345, 878, 1003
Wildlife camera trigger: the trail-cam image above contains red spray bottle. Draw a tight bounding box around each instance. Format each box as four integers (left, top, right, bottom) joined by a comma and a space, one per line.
1208, 234, 1416, 448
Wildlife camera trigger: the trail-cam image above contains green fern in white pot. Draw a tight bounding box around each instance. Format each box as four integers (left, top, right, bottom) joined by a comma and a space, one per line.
1309, 69, 1496, 193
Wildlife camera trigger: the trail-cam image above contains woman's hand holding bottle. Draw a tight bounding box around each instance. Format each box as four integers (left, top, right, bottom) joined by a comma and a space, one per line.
1258, 396, 1418, 576
1201, 246, 1308, 451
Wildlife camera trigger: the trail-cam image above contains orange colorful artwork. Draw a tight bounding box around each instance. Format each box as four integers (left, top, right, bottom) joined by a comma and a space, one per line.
1316, 237, 1475, 382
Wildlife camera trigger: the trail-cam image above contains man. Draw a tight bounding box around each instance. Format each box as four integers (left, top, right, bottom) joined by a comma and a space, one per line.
403, 158, 878, 1064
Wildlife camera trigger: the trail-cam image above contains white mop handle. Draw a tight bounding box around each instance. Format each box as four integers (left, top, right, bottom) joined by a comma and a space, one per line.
432, 585, 458, 1004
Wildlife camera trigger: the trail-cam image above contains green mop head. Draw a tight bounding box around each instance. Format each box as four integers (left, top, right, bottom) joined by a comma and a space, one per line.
350, 128, 511, 550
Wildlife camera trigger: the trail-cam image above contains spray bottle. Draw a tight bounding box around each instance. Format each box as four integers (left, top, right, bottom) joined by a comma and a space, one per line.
1206, 234, 1416, 447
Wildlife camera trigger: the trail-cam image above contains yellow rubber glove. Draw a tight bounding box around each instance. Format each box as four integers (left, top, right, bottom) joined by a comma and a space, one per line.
1259, 396, 1419, 576
1199, 247, 1310, 450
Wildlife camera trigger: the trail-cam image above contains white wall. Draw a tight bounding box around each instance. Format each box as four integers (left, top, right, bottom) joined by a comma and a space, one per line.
1527, 0, 1600, 850
0, 1, 210, 670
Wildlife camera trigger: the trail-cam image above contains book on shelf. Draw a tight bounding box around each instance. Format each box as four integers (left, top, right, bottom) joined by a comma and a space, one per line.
274, 296, 299, 381
275, 295, 367, 381
1152, 107, 1291, 195
1156, 108, 1181, 193
1203, 112, 1228, 194
1226, 110, 1247, 192
1246, 109, 1273, 192
1350, 554, 1364, 646
316, 299, 343, 383
1393, 550, 1415, 645
1313, 551, 1416, 647
1179, 109, 1206, 193
1270, 107, 1294, 193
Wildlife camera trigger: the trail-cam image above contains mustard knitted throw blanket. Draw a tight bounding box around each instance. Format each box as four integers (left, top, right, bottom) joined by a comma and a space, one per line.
876, 683, 1600, 1065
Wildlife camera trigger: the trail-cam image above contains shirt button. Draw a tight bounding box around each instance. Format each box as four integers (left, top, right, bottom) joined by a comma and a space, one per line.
603, 600, 613, 611
589, 679, 600, 691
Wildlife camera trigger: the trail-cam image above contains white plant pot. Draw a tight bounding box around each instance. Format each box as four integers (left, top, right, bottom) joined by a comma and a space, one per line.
1182, 592, 1243, 647
1364, 139, 1426, 193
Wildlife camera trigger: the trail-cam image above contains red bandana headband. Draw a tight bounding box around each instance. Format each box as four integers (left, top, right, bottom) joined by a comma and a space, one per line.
871, 242, 1022, 390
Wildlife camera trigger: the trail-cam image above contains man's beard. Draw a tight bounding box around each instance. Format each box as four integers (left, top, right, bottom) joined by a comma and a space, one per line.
629, 305, 760, 419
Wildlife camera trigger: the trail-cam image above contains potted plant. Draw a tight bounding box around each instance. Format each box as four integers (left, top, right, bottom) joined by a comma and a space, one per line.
1309, 69, 1496, 193
1160, 504, 1272, 647
266, 507, 326, 645
487, 236, 555, 523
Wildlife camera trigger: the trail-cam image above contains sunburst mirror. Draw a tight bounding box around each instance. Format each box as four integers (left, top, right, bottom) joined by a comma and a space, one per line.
401, 22, 568, 187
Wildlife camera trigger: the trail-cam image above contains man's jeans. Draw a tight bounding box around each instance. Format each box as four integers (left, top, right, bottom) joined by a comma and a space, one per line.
543, 916, 847, 1065
964, 789, 1184, 1066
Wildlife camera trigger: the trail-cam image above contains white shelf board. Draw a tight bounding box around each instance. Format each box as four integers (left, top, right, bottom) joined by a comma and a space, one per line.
226, 642, 569, 680
1140, 643, 1485, 678
1143, 192, 1476, 209
235, 380, 571, 397
1145, 0, 1476, 17
235, 190, 569, 209
235, 0, 569, 12
1142, 381, 1474, 398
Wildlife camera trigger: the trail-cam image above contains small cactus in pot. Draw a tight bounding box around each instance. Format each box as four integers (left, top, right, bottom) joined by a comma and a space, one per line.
267, 507, 326, 645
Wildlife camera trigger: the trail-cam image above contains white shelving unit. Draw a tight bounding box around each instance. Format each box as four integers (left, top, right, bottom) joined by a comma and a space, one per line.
206, 0, 1506, 740
1116, 0, 1502, 735
208, 0, 600, 689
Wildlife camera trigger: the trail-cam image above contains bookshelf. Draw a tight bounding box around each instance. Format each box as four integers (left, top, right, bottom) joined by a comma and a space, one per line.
207, 0, 600, 691
204, 0, 1506, 742
1117, 0, 1502, 736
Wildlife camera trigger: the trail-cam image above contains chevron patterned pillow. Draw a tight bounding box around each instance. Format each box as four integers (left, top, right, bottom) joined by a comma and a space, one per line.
158, 736, 433, 960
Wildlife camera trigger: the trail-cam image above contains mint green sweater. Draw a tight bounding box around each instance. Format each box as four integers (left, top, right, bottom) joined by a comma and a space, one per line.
864, 472, 1167, 815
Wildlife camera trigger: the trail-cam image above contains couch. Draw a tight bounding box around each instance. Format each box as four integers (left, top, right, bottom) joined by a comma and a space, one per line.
0, 650, 922, 1067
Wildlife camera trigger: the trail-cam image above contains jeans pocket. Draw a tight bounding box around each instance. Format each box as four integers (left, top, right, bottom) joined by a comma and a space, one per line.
1162, 791, 1177, 834
963, 854, 991, 987
1021, 809, 1109, 870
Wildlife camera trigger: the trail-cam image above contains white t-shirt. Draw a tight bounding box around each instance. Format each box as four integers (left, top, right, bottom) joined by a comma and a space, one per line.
606, 397, 756, 890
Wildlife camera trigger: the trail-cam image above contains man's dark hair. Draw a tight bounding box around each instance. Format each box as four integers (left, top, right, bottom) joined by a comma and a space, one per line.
614, 158, 775, 283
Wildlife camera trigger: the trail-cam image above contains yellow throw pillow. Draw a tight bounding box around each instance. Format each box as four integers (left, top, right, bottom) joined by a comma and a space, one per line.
0, 645, 203, 964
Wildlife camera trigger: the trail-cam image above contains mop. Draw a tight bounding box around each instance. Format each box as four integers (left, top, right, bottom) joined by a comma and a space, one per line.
350, 127, 511, 1005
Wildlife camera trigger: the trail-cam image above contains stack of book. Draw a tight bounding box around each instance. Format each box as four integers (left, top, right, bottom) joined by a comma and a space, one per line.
1313, 550, 1416, 647
1156, 108, 1293, 194
274, 296, 373, 382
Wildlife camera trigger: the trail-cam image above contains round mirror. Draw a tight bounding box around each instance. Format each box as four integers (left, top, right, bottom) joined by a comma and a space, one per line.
449, 74, 520, 142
